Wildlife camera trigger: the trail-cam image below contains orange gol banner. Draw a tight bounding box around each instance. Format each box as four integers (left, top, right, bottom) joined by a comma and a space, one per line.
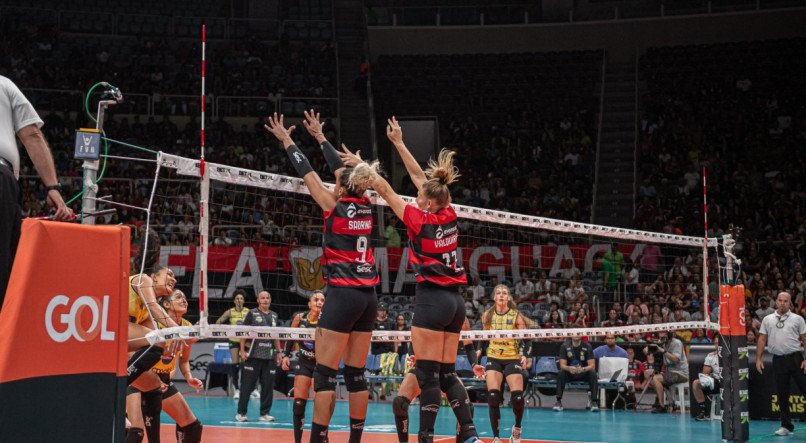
0, 219, 130, 383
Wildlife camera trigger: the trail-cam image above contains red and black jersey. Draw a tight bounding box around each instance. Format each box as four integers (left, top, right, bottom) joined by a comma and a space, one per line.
322, 197, 379, 287
403, 204, 467, 286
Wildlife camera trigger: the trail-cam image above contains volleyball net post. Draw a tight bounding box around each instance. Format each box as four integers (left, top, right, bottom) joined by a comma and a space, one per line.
719, 234, 749, 442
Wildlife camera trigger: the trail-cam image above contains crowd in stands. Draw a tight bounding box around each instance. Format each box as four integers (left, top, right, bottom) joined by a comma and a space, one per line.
373, 51, 601, 223
637, 37, 806, 343
3, 4, 804, 339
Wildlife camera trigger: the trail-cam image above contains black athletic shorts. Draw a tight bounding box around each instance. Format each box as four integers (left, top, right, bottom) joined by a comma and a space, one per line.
485, 358, 524, 378
702, 379, 721, 396
412, 282, 465, 334
317, 285, 377, 333
126, 380, 180, 400
294, 356, 316, 378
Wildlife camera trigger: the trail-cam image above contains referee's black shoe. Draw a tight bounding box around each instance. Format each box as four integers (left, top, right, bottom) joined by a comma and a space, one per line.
695, 410, 708, 421
651, 405, 667, 414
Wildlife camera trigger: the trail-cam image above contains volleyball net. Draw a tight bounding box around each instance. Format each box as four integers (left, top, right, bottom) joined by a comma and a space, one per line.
113, 149, 725, 346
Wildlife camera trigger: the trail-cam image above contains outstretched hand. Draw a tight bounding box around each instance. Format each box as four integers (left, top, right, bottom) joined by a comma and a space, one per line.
302, 109, 325, 141
264, 112, 296, 146
338, 143, 364, 168
386, 116, 403, 144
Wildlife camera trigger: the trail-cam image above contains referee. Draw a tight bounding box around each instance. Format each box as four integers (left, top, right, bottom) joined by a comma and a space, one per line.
756, 291, 806, 436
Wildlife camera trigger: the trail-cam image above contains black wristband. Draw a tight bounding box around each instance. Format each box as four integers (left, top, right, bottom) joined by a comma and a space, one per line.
520, 339, 533, 357
464, 343, 477, 366
286, 145, 314, 178
45, 183, 63, 192
283, 339, 294, 356
320, 140, 344, 173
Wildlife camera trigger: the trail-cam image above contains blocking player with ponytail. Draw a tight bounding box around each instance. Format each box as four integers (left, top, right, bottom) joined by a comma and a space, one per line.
265, 111, 379, 443
340, 116, 481, 443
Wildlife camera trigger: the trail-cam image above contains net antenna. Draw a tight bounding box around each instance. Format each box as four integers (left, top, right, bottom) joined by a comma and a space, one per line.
197, 23, 211, 329
702, 165, 710, 324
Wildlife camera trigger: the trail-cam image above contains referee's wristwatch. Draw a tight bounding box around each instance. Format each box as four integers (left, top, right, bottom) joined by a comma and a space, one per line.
45, 183, 63, 192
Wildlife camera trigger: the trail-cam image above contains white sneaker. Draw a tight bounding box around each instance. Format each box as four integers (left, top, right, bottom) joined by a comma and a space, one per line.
591, 405, 599, 412
492, 438, 502, 443
509, 425, 522, 443
553, 400, 563, 411
774, 427, 793, 436
233, 390, 240, 399
250, 389, 260, 399
235, 414, 248, 422
259, 415, 275, 422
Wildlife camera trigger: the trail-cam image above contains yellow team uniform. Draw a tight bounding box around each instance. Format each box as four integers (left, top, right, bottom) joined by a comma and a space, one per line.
487, 309, 520, 360
151, 318, 193, 380
227, 307, 250, 345
128, 275, 151, 324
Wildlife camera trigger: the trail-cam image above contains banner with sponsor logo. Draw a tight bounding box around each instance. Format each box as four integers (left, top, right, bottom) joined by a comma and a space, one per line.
162, 243, 644, 301
0, 219, 130, 442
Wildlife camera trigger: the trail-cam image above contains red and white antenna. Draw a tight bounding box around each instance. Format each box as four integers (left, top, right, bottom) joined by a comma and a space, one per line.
702, 165, 710, 324
198, 24, 209, 328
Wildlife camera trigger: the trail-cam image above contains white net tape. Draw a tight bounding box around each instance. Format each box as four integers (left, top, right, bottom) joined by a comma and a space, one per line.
159, 152, 715, 248
146, 321, 719, 345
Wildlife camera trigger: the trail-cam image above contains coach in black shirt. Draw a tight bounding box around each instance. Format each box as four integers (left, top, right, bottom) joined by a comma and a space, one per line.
236, 291, 282, 422
554, 336, 598, 412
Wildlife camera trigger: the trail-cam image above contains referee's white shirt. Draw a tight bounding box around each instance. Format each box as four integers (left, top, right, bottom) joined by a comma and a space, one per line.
760, 310, 806, 356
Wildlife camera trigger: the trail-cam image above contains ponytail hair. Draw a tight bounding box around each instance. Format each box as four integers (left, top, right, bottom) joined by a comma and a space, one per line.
422, 149, 460, 207
341, 161, 381, 198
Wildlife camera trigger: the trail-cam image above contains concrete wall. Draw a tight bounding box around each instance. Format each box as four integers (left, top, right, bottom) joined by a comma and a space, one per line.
367, 8, 806, 61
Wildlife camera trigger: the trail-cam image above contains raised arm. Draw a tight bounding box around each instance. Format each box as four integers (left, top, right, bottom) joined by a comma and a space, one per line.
265, 113, 336, 212
368, 169, 408, 221
386, 117, 427, 190
303, 109, 345, 180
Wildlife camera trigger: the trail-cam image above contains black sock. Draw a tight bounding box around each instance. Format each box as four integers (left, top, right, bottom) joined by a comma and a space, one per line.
511, 390, 525, 428
126, 346, 163, 385
176, 420, 203, 443
126, 427, 144, 443
415, 360, 442, 439
309, 422, 328, 443
456, 403, 474, 443
489, 398, 501, 438
140, 388, 163, 443
348, 417, 365, 443
439, 364, 477, 441
293, 398, 307, 443
393, 396, 411, 443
